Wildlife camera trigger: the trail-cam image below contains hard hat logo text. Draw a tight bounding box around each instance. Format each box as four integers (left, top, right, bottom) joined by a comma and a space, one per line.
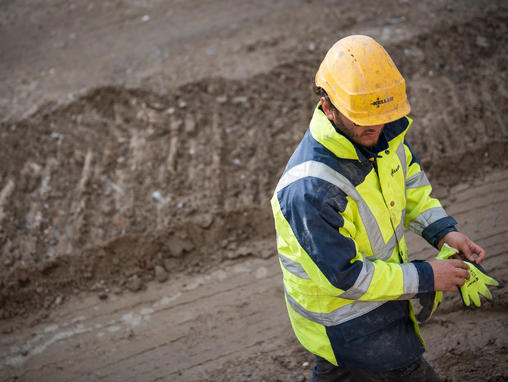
371, 96, 394, 108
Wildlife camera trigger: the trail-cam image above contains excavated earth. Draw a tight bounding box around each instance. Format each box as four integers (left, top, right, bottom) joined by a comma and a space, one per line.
0, 1, 507, 381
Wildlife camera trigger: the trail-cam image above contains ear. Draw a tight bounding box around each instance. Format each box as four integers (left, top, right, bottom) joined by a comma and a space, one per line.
320, 97, 336, 121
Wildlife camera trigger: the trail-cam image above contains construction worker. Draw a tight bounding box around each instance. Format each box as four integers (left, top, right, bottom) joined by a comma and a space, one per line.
271, 35, 486, 381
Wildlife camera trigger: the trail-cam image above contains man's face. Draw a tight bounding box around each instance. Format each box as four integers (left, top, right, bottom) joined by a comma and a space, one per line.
336, 113, 384, 149
321, 97, 384, 148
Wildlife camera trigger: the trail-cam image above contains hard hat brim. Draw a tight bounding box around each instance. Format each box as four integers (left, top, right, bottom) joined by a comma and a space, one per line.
335, 97, 411, 126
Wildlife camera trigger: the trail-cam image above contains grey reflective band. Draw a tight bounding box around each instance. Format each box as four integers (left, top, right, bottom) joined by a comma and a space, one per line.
279, 253, 310, 280
338, 255, 375, 300
406, 172, 430, 189
374, 220, 404, 261
396, 143, 407, 180
374, 234, 396, 261
395, 211, 405, 242
398, 262, 419, 299
285, 287, 385, 326
409, 207, 448, 235
275, 161, 385, 258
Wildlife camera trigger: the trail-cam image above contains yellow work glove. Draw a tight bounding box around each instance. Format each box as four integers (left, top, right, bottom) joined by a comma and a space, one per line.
459, 260, 504, 307
417, 244, 458, 322
435, 243, 459, 261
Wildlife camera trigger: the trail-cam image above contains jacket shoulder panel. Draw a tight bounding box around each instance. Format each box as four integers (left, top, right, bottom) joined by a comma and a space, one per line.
284, 129, 373, 187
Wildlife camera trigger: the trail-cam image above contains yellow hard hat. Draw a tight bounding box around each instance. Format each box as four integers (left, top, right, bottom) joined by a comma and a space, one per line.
315, 35, 410, 126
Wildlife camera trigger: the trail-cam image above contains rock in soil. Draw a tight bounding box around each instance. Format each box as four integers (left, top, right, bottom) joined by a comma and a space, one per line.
126, 275, 143, 292
154, 265, 168, 283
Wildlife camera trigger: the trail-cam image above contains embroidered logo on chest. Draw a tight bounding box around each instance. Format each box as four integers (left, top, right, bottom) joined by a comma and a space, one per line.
391, 164, 400, 176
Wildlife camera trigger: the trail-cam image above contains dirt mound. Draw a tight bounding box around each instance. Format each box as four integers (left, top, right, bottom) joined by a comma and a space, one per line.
1, 12, 508, 319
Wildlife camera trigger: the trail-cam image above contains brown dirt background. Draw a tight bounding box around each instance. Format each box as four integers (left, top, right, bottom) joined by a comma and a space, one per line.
0, 0, 507, 381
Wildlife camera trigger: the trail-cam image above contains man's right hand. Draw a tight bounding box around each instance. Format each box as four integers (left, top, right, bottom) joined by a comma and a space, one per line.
428, 259, 470, 292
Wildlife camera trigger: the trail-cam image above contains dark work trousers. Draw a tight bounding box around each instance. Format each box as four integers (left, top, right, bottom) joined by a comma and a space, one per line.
310, 355, 441, 382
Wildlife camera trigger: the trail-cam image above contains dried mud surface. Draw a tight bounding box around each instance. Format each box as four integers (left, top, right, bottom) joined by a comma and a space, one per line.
0, 1, 507, 381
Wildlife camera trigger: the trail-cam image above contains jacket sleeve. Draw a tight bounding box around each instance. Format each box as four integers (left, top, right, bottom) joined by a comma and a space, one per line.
272, 176, 434, 301
403, 140, 457, 247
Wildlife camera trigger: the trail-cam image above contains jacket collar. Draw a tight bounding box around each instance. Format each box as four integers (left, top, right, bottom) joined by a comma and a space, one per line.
309, 103, 411, 162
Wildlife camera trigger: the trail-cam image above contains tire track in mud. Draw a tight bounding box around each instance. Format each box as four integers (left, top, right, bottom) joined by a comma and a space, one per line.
1, 169, 507, 382
0, 259, 285, 381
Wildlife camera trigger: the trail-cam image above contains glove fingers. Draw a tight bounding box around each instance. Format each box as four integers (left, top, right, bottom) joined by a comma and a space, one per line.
484, 276, 502, 287
479, 285, 493, 301
460, 287, 470, 306
471, 261, 504, 288
471, 292, 481, 307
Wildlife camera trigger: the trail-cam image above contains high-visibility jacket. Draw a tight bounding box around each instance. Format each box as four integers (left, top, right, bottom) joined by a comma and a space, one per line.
271, 104, 457, 371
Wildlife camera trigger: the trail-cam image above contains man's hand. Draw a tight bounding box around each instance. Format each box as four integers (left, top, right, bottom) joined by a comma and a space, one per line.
436, 231, 486, 264
428, 259, 470, 292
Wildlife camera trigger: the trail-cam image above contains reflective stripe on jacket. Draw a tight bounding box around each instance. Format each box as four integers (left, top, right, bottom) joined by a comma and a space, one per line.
271, 104, 455, 371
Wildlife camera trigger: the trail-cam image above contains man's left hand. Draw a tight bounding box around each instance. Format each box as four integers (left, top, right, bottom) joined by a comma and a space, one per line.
437, 231, 486, 264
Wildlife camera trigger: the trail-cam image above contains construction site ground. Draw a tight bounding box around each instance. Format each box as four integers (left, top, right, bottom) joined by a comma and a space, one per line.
0, 1, 507, 381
